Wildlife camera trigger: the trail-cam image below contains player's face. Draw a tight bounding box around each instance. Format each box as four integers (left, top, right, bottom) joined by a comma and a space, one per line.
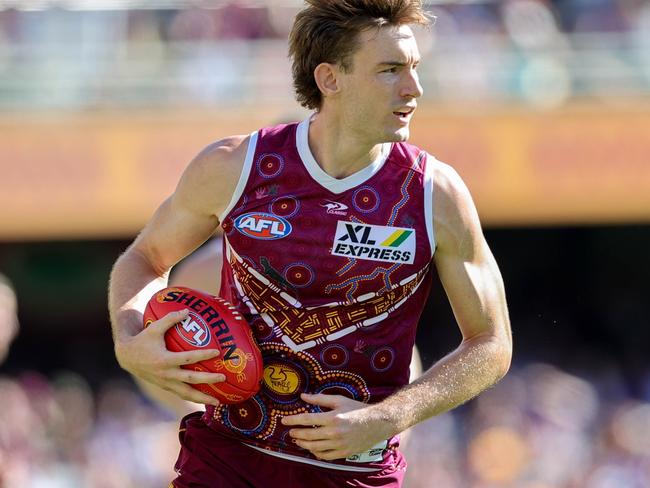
339, 25, 423, 144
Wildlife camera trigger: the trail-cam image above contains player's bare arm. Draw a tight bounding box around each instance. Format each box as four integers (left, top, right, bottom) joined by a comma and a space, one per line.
283, 161, 512, 460
108, 135, 248, 406
132, 238, 225, 416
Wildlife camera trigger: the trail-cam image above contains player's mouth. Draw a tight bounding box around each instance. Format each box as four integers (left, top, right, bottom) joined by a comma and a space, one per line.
393, 107, 416, 124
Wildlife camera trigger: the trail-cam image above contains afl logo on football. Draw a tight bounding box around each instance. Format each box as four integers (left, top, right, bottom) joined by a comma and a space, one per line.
234, 212, 292, 240
176, 314, 212, 348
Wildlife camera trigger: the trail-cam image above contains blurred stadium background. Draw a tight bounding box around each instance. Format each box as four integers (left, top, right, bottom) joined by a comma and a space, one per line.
1, 0, 649, 486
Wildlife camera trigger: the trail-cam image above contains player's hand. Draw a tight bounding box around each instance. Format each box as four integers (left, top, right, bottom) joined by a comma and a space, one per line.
281, 393, 396, 461
114, 309, 224, 406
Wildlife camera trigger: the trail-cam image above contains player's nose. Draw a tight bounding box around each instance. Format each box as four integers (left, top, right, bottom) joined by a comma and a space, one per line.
401, 68, 423, 99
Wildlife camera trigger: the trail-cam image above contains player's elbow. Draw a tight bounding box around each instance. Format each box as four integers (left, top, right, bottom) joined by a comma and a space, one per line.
492, 333, 512, 381
473, 331, 512, 383
463, 330, 512, 386
120, 241, 170, 279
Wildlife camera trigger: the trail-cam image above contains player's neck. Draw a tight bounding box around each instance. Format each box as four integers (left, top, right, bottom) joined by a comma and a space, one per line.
307, 112, 384, 179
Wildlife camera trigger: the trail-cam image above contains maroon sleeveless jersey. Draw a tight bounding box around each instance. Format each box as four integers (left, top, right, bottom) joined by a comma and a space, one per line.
203, 118, 436, 472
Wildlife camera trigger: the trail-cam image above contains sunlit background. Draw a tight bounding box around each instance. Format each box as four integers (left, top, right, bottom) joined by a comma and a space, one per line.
1, 0, 649, 486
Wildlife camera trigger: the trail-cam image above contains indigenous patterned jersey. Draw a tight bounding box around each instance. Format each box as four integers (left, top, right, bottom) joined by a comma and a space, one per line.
203, 117, 436, 472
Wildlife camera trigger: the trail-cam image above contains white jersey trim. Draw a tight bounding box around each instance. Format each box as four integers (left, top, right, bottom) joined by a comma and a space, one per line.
423, 152, 436, 257
296, 116, 391, 194
243, 443, 380, 472
218, 131, 258, 223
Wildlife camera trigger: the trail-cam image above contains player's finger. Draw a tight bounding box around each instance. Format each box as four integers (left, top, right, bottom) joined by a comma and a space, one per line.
311, 449, 346, 461
167, 381, 220, 406
168, 370, 226, 385
149, 309, 190, 333
281, 412, 329, 427
165, 348, 220, 366
294, 438, 338, 453
300, 392, 343, 409
289, 426, 333, 441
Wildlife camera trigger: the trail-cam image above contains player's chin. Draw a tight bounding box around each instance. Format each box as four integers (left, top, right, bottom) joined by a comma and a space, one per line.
387, 126, 410, 142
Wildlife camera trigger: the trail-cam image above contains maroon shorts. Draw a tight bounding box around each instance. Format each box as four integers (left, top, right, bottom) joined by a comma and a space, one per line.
170, 412, 407, 488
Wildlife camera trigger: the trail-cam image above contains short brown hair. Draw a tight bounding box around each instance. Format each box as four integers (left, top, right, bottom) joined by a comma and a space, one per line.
289, 0, 430, 110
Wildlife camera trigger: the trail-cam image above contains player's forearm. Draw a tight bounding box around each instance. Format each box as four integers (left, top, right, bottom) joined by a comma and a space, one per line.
373, 333, 511, 436
108, 247, 170, 343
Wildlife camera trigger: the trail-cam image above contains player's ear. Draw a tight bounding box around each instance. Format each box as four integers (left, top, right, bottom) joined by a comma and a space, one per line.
314, 62, 341, 99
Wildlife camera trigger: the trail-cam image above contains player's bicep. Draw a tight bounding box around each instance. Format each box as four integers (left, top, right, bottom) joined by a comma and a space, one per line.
432, 164, 511, 343
133, 196, 219, 277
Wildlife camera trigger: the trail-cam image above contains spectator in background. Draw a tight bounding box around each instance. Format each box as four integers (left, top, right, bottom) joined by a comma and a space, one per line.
0, 273, 18, 364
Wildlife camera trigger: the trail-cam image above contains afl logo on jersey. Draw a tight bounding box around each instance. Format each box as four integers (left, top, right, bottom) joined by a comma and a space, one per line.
234, 212, 293, 240
176, 314, 212, 348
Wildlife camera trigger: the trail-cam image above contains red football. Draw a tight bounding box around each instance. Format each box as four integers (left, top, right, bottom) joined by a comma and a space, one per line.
143, 286, 263, 404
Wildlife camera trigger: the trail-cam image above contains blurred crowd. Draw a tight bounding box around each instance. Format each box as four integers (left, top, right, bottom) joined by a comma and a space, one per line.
2, 362, 650, 487
0, 0, 649, 108
404, 362, 650, 488
0, 373, 180, 488
2, 0, 648, 42
4, 269, 650, 487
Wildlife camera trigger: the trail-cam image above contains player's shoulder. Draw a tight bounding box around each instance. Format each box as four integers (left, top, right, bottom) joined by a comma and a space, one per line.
429, 158, 470, 202
428, 157, 481, 235
174, 134, 251, 216
391, 144, 471, 203
188, 134, 250, 179
181, 135, 250, 192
